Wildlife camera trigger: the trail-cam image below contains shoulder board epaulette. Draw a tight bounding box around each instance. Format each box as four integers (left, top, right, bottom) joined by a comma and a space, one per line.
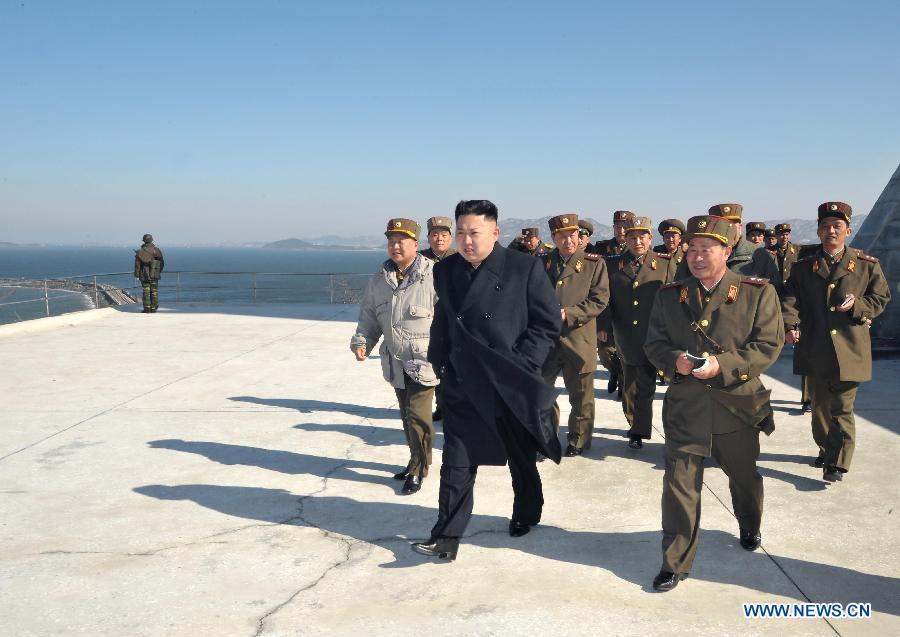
661, 281, 682, 289
544, 243, 554, 250
856, 250, 878, 263
741, 276, 769, 286
654, 252, 672, 260
583, 253, 600, 261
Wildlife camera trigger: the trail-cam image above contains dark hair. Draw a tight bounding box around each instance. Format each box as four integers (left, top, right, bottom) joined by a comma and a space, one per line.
454, 199, 498, 222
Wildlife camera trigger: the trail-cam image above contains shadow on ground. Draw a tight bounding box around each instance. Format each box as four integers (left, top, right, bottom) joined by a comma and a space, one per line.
229, 396, 400, 420
133, 484, 900, 614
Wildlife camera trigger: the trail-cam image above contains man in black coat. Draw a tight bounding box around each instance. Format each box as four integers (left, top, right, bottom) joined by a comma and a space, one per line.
412, 200, 562, 561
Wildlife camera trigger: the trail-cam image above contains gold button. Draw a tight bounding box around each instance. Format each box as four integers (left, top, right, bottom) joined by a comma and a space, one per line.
740, 374, 749, 381
829, 283, 836, 289
829, 306, 835, 311
557, 281, 563, 286
705, 297, 711, 303
632, 281, 639, 288
632, 320, 638, 325
633, 300, 639, 306
700, 319, 709, 327
830, 329, 837, 335
701, 351, 710, 358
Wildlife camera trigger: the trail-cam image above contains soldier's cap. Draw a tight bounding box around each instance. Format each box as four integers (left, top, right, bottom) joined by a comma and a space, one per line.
427, 216, 452, 232
578, 219, 594, 236
708, 203, 743, 221
623, 215, 653, 234
522, 227, 540, 238
685, 215, 737, 246
384, 218, 420, 240
613, 210, 635, 223
764, 228, 776, 237
142, 233, 153, 243
745, 221, 766, 233
548, 214, 580, 234
817, 201, 852, 224
774, 223, 791, 233
658, 218, 685, 235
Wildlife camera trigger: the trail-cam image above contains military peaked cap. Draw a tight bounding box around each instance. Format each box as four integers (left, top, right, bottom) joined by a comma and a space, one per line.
613, 210, 635, 223
385, 218, 420, 239
658, 218, 685, 235
578, 219, 594, 236
708, 203, 743, 221
623, 216, 652, 233
427, 216, 452, 232
745, 221, 766, 232
548, 214, 579, 234
522, 227, 540, 238
817, 201, 852, 224
686, 215, 737, 246
774, 223, 791, 233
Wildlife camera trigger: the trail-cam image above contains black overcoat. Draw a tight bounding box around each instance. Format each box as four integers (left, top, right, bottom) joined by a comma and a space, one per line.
428, 244, 562, 466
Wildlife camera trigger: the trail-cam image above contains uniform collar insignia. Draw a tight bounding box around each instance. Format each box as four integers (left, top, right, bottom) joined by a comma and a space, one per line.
847, 259, 855, 272
650, 258, 657, 270
727, 285, 739, 303
679, 286, 688, 303
812, 260, 819, 273
574, 259, 583, 273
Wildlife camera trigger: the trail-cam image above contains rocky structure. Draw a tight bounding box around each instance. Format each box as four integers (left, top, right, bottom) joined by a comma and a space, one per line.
852, 163, 900, 348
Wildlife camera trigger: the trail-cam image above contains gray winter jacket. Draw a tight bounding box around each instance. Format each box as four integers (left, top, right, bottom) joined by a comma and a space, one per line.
351, 254, 439, 388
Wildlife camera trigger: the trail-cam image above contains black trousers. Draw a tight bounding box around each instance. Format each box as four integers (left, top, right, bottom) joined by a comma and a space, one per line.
430, 410, 543, 539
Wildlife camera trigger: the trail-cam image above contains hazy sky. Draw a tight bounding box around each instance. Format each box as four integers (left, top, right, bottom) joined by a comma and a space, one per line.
2, 1, 898, 245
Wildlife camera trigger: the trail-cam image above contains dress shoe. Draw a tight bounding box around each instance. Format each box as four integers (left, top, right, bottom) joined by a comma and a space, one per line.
812, 454, 825, 468
739, 529, 762, 551
432, 409, 443, 422
628, 436, 643, 450
401, 475, 422, 494
509, 520, 531, 537
564, 444, 583, 457
652, 570, 688, 592
411, 537, 459, 560
607, 372, 619, 394
393, 469, 410, 481
801, 401, 811, 413
823, 466, 843, 482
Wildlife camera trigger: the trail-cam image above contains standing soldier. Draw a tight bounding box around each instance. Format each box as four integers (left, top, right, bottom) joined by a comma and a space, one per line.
577, 219, 595, 251
134, 234, 164, 313
695, 204, 778, 281
781, 202, 891, 481
599, 216, 673, 449
745, 221, 766, 246
654, 218, 686, 283
420, 216, 457, 262
644, 215, 784, 592
595, 210, 634, 396
508, 227, 550, 257
764, 228, 778, 251
351, 218, 438, 495
771, 223, 799, 293
541, 213, 610, 457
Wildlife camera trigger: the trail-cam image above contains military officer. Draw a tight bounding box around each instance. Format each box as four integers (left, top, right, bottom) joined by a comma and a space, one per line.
595, 211, 634, 396
654, 218, 686, 283
134, 234, 165, 313
541, 213, 610, 456
577, 219, 595, 251
686, 204, 779, 281
745, 221, 766, 245
770, 223, 799, 292
420, 216, 457, 262
508, 227, 550, 257
644, 215, 784, 592
599, 216, 673, 449
764, 228, 778, 251
781, 202, 891, 481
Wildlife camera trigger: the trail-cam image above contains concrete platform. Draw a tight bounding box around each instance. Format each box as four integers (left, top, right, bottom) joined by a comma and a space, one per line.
1, 303, 897, 636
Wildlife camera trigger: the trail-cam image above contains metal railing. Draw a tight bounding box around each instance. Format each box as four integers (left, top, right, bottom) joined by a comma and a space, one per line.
0, 271, 373, 324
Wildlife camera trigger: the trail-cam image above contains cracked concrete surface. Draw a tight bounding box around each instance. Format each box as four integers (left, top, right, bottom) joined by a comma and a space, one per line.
0, 303, 897, 636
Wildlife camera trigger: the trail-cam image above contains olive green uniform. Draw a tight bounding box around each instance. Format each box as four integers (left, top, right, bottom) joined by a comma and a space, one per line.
541, 248, 610, 449
781, 246, 891, 472
420, 247, 457, 262
134, 242, 165, 312
593, 238, 628, 382
772, 242, 799, 294
599, 252, 673, 438
644, 269, 784, 575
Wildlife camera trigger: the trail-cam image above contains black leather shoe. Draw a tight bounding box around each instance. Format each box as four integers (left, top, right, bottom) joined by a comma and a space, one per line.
812, 454, 825, 468
801, 401, 811, 413
607, 372, 619, 394
652, 570, 688, 592
628, 436, 643, 450
739, 529, 762, 551
393, 469, 409, 481
823, 466, 843, 482
411, 537, 459, 560
401, 475, 422, 494
564, 444, 583, 457
509, 520, 531, 537
432, 409, 443, 421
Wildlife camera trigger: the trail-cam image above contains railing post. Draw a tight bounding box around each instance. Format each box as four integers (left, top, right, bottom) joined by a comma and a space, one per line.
43, 279, 50, 317
252, 273, 257, 303
93, 275, 100, 308
330, 274, 334, 304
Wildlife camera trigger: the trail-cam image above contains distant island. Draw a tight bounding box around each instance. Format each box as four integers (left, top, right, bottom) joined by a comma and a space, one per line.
0, 241, 18, 247
263, 238, 379, 251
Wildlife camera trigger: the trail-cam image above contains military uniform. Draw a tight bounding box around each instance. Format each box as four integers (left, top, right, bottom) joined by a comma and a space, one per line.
134, 234, 164, 313
644, 215, 784, 586
781, 202, 891, 478
771, 223, 799, 294
420, 215, 457, 263
541, 214, 610, 454
600, 216, 673, 445
508, 227, 551, 257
